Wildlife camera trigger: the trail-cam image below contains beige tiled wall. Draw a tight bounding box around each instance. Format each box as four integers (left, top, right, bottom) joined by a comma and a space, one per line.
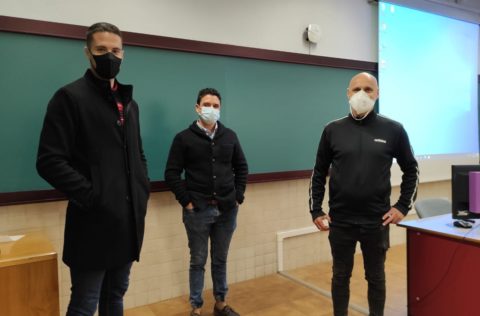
0, 179, 450, 314
281, 212, 419, 272
281, 180, 450, 271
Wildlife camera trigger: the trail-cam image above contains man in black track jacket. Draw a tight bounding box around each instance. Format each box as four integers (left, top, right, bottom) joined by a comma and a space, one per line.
165, 88, 248, 316
309, 72, 418, 316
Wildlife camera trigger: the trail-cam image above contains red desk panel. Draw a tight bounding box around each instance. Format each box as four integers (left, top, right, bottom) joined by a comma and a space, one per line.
399, 214, 480, 316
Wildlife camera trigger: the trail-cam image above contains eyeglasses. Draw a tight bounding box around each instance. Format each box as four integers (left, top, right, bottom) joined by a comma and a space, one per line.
91, 47, 124, 58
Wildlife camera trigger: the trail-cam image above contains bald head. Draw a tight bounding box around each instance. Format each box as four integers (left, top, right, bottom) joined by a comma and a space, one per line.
347, 72, 379, 100
346, 72, 379, 118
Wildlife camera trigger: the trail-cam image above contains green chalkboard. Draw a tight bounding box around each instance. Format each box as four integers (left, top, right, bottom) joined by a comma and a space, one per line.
0, 31, 361, 193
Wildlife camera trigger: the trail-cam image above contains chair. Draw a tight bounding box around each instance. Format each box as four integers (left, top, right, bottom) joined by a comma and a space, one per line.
414, 197, 452, 219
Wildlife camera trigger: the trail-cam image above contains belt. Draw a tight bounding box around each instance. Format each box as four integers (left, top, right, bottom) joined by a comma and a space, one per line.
207, 200, 218, 205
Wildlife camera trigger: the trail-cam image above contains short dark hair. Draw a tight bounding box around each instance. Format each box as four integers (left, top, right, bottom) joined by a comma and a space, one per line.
197, 88, 222, 104
86, 22, 122, 49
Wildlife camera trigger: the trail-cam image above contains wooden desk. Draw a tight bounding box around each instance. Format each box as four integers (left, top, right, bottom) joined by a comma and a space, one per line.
398, 214, 480, 316
0, 232, 59, 316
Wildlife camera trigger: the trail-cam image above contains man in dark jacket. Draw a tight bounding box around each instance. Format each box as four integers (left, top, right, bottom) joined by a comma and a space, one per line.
309, 72, 418, 316
165, 88, 248, 316
36, 22, 150, 316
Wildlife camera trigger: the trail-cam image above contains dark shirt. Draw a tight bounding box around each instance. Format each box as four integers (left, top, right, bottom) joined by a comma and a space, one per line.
165, 121, 248, 211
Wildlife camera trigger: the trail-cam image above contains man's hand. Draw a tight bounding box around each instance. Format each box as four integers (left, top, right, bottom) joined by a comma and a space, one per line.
185, 202, 194, 211
313, 214, 331, 231
382, 207, 404, 226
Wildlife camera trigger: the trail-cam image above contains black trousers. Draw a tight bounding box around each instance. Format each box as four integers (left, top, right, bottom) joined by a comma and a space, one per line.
328, 225, 390, 316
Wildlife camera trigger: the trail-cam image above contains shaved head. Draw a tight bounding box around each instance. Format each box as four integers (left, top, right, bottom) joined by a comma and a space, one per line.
348, 72, 378, 90
346, 72, 379, 118
347, 72, 379, 100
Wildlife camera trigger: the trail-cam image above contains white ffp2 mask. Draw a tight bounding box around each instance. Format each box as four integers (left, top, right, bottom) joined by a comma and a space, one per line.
349, 90, 375, 116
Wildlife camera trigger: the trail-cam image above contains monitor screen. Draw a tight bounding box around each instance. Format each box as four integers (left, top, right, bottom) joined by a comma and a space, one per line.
452, 164, 480, 219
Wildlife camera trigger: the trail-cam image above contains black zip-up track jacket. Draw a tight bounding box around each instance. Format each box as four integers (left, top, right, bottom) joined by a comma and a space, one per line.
309, 111, 419, 226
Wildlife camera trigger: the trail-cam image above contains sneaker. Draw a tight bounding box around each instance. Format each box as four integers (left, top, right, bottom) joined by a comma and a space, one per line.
213, 304, 240, 316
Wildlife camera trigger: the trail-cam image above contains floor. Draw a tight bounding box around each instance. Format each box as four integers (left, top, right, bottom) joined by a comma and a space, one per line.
125, 245, 407, 316
287, 244, 407, 316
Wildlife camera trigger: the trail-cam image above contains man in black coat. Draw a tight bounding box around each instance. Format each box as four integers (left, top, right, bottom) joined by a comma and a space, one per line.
36, 22, 150, 316
165, 88, 248, 316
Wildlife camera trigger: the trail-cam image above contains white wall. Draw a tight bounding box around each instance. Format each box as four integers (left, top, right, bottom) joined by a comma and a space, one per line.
0, 0, 378, 62
3, 0, 479, 71
1, 1, 478, 72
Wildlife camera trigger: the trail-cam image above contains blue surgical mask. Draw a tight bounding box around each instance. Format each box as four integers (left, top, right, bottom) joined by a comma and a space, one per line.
198, 107, 220, 125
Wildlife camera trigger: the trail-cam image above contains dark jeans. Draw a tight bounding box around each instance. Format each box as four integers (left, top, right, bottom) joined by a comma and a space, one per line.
183, 204, 238, 308
66, 262, 133, 316
328, 225, 389, 316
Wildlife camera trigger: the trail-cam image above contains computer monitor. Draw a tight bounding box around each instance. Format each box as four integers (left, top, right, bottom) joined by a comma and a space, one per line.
452, 164, 480, 219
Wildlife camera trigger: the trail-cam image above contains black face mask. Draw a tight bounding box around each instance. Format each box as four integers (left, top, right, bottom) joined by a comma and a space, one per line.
91, 52, 122, 79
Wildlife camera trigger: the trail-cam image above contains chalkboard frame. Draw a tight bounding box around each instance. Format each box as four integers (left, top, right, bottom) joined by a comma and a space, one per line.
0, 15, 377, 205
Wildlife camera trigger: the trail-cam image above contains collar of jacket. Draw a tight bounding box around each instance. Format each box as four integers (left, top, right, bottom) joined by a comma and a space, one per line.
189, 120, 225, 139
348, 110, 377, 125
84, 69, 133, 105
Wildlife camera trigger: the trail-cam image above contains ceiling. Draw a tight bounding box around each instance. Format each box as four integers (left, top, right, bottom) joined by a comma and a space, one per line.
427, 0, 480, 14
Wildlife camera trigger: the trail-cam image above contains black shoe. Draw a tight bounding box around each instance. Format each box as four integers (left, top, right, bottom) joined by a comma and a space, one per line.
213, 305, 240, 316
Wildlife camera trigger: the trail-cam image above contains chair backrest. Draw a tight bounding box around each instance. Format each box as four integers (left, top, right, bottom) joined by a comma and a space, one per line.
414, 198, 452, 219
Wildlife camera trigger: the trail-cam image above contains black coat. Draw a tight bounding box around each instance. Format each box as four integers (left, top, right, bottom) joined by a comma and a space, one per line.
37, 70, 150, 269
165, 121, 248, 211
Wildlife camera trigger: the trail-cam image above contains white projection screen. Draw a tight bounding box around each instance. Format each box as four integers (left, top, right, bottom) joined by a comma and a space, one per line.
378, 1, 479, 184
